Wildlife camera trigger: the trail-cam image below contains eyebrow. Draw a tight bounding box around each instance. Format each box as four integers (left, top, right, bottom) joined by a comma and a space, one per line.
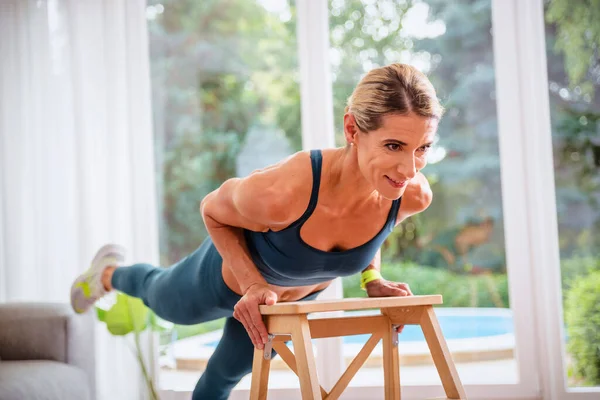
384, 139, 434, 147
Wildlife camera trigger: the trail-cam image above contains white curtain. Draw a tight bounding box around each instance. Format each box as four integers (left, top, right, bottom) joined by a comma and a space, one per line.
0, 1, 159, 399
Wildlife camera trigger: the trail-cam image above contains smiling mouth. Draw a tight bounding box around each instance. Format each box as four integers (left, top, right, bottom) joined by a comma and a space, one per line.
385, 175, 407, 188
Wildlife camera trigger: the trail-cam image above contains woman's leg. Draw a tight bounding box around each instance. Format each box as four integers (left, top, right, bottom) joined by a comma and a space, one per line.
191, 290, 323, 400
110, 237, 237, 325
192, 316, 258, 400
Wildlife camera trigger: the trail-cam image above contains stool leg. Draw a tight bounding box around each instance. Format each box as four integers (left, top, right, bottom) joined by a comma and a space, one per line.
290, 315, 322, 400
382, 319, 401, 400
250, 346, 271, 400
421, 306, 467, 399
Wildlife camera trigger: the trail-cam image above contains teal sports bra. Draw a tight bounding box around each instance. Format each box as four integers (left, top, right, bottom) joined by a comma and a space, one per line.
243, 150, 401, 286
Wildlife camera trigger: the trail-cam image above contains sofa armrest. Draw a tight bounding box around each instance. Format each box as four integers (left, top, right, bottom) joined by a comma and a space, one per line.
0, 302, 96, 396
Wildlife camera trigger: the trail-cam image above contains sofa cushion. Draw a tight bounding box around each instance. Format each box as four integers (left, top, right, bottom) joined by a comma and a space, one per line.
0, 303, 73, 362
0, 360, 91, 400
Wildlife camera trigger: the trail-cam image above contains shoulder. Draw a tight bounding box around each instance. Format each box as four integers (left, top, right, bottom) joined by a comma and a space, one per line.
396, 172, 433, 225
231, 150, 314, 227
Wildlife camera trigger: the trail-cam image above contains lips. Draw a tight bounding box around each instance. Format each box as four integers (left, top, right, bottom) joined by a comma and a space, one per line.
385, 175, 407, 188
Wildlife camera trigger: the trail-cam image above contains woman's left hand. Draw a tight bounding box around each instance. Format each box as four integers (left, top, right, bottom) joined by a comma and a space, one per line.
365, 279, 413, 333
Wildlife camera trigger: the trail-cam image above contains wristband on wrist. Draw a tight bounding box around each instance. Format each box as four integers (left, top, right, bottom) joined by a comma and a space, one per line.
360, 269, 382, 290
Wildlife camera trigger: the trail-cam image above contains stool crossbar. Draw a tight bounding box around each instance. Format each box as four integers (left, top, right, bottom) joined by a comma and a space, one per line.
249, 295, 467, 400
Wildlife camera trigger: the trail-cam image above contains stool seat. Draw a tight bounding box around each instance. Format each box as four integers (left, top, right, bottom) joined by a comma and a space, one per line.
250, 295, 466, 400
259, 294, 443, 314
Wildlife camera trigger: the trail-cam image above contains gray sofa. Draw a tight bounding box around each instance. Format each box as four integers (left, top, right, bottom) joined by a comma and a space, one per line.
0, 303, 96, 400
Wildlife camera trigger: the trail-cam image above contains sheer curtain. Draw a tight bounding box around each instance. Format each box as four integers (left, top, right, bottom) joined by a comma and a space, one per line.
0, 1, 158, 399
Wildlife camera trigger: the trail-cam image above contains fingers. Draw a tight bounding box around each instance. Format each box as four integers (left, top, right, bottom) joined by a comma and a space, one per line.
234, 290, 275, 349
264, 292, 277, 306
233, 309, 257, 348
243, 307, 266, 349
248, 303, 269, 346
385, 282, 408, 296
392, 282, 413, 296
402, 283, 413, 296
234, 302, 266, 349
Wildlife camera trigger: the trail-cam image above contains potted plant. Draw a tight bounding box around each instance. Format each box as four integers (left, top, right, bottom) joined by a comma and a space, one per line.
96, 293, 173, 400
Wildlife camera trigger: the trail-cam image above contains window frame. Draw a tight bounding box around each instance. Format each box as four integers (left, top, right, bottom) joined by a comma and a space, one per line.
156, 0, 600, 398
497, 0, 600, 399
295, 0, 542, 398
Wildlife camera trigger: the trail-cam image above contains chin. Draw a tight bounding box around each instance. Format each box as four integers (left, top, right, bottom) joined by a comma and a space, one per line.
377, 185, 406, 200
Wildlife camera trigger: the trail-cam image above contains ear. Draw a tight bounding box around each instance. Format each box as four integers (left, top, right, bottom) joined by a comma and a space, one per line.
343, 113, 360, 145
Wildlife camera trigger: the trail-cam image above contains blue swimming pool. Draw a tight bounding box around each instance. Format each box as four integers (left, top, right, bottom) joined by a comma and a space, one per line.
346, 313, 513, 343
202, 310, 514, 347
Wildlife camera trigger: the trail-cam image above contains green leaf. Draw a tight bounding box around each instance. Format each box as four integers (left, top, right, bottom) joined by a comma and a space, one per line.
96, 306, 106, 322
100, 293, 149, 336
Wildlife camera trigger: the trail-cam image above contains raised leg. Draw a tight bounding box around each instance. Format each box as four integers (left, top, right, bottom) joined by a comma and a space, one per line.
420, 306, 466, 399
111, 238, 238, 324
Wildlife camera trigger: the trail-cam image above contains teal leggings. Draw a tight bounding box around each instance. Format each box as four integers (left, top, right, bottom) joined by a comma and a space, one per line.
111, 237, 322, 400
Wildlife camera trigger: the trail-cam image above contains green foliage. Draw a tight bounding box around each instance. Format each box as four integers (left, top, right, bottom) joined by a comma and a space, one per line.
564, 270, 600, 386
149, 0, 303, 263
377, 0, 507, 264
553, 110, 600, 201
162, 130, 241, 261
96, 294, 149, 335
329, 0, 415, 145
546, 0, 600, 97
343, 261, 509, 308
96, 293, 174, 336
561, 255, 600, 295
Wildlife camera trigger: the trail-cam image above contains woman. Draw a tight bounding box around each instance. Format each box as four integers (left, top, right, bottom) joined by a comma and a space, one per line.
70, 63, 443, 400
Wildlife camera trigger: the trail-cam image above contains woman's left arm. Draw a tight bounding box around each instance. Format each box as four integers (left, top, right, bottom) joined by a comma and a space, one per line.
363, 249, 413, 298
364, 173, 433, 300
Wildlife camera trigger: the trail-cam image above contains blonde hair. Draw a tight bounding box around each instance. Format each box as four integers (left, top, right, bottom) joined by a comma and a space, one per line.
345, 63, 444, 132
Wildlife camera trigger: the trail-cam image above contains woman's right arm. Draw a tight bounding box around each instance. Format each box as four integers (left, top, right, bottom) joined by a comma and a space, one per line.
199, 152, 311, 348
200, 177, 277, 293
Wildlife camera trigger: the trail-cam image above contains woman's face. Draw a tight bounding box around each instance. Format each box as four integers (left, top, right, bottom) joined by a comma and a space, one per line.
348, 113, 437, 200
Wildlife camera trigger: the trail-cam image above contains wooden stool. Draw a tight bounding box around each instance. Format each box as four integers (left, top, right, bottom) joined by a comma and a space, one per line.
249, 295, 466, 400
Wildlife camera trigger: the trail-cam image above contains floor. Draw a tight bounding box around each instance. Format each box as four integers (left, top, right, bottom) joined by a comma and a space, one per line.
158, 358, 519, 391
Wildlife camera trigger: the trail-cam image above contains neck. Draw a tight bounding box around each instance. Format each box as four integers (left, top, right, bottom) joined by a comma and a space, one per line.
323, 147, 382, 213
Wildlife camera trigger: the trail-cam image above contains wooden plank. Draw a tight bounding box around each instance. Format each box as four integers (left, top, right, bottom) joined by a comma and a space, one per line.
383, 306, 425, 325
270, 316, 387, 340
272, 342, 329, 398
420, 306, 467, 399
291, 315, 323, 400
259, 295, 443, 315
309, 315, 388, 338
249, 346, 271, 400
325, 332, 382, 400
382, 318, 401, 400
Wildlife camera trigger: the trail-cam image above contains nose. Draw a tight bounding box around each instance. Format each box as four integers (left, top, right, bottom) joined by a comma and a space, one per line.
397, 156, 417, 180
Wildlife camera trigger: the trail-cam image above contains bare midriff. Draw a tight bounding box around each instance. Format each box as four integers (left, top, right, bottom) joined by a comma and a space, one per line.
221, 264, 332, 302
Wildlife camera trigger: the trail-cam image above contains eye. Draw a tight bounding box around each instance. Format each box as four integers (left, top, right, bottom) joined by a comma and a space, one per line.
385, 143, 402, 151
418, 145, 431, 153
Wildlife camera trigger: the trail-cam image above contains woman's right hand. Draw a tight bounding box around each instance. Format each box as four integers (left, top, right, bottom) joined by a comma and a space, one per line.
233, 283, 278, 349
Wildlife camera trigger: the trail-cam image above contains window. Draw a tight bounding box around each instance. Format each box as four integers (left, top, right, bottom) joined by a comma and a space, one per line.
146, 0, 594, 398
146, 0, 304, 392
330, 0, 517, 388
545, 0, 600, 391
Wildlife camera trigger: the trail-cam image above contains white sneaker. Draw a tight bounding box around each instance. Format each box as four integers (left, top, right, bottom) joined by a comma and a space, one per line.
70, 244, 126, 314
